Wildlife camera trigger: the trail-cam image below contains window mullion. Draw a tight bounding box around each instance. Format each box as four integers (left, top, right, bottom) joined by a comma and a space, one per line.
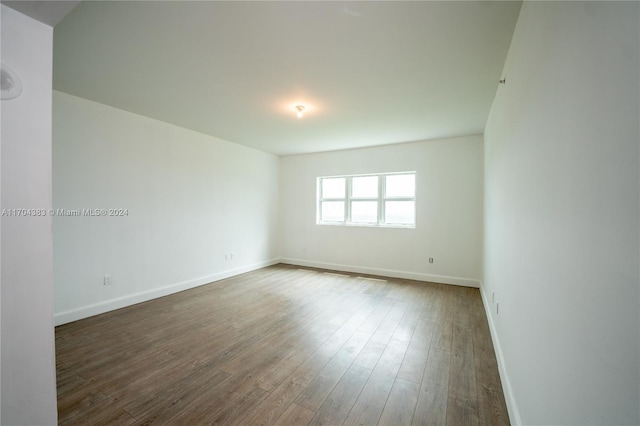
379, 175, 385, 225
345, 177, 352, 223
317, 179, 322, 223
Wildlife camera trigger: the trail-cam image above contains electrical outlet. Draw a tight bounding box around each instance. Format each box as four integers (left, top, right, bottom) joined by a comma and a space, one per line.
230, 252, 234, 260
103, 275, 112, 286
429, 257, 434, 264
496, 302, 499, 315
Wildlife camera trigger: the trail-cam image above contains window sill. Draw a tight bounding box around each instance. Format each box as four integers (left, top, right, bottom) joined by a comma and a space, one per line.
316, 222, 415, 229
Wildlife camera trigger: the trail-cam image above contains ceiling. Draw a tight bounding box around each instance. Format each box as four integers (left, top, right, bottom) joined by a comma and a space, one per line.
2, 0, 80, 26
52, 1, 522, 156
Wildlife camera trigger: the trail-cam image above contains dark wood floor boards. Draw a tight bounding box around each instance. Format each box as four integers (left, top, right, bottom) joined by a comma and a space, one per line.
55, 264, 509, 425
293, 330, 371, 412
343, 337, 411, 425
307, 363, 371, 426
413, 347, 451, 426
234, 352, 332, 426
272, 403, 315, 426
396, 317, 434, 384
378, 377, 421, 426
471, 291, 510, 426
445, 288, 480, 426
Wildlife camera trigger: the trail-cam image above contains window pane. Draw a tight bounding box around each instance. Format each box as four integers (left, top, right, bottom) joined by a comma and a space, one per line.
352, 176, 378, 198
351, 201, 378, 223
385, 174, 415, 197
321, 201, 345, 222
322, 178, 346, 198
385, 201, 415, 225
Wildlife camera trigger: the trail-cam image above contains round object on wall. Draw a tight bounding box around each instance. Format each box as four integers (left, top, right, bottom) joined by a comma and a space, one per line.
1, 63, 23, 100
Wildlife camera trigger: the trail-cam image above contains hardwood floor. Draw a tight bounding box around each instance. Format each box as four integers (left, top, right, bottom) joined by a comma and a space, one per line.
55, 264, 509, 425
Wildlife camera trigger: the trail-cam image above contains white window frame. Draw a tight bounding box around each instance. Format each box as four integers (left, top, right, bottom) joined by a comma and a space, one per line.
316, 171, 416, 228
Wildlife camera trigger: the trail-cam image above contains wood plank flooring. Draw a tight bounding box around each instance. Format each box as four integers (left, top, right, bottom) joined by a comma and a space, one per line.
55, 264, 509, 425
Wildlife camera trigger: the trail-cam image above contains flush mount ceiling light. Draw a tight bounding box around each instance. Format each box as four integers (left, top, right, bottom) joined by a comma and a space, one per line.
295, 105, 305, 118
1, 63, 23, 101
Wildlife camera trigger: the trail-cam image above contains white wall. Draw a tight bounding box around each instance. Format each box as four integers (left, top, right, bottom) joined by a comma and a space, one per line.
280, 136, 483, 287
0, 5, 58, 425
53, 91, 280, 324
484, 2, 639, 425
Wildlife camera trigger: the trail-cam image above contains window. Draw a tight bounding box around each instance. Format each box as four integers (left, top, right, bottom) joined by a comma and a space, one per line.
317, 172, 416, 227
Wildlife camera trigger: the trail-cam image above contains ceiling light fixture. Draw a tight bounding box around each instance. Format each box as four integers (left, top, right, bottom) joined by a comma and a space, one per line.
1, 63, 23, 100
295, 105, 305, 118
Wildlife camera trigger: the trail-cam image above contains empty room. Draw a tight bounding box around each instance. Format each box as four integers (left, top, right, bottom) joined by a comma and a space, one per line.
1, 1, 638, 425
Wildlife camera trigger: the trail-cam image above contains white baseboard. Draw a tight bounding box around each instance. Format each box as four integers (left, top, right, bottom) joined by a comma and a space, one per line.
479, 286, 521, 425
56, 255, 479, 319
54, 258, 280, 326
280, 257, 481, 288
